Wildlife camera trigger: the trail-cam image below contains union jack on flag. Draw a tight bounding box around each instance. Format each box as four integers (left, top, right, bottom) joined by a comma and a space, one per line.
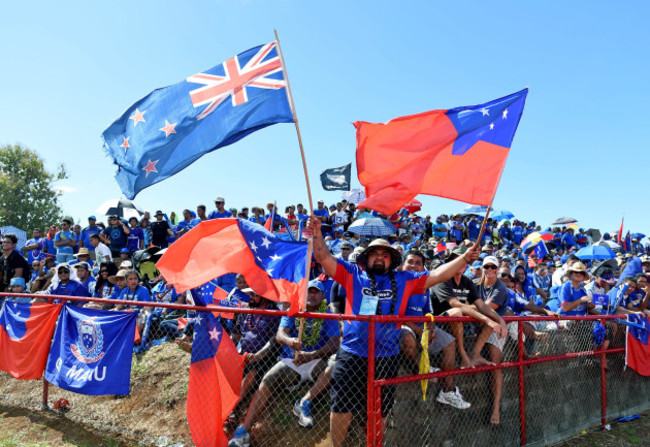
102, 42, 293, 199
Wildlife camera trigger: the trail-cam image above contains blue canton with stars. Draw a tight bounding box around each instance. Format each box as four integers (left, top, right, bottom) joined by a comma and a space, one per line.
446, 88, 528, 156
237, 219, 308, 283
191, 311, 224, 363
0, 301, 30, 340
629, 314, 650, 345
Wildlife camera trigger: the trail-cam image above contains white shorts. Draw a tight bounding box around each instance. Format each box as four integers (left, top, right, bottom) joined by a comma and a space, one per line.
279, 358, 322, 382
487, 322, 524, 352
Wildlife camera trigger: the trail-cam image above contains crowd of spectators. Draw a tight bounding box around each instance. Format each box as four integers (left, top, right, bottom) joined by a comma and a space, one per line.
1, 195, 649, 447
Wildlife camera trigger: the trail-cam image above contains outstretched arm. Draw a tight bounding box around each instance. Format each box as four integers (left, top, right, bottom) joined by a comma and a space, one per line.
307, 216, 337, 277
424, 243, 479, 289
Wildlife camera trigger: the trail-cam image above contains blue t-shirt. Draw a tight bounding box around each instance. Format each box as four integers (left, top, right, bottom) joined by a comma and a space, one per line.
81, 225, 102, 253
404, 290, 433, 329
103, 226, 128, 250
507, 289, 530, 315
25, 237, 46, 264
512, 226, 524, 244
126, 227, 144, 252
558, 281, 588, 316
208, 209, 233, 219
216, 273, 238, 292
279, 313, 339, 358
108, 284, 125, 301
562, 233, 576, 248
54, 230, 75, 255
432, 223, 447, 239
48, 280, 89, 303
44, 238, 57, 257
176, 219, 194, 234
467, 220, 480, 240
332, 259, 428, 357
313, 208, 329, 219
119, 285, 151, 307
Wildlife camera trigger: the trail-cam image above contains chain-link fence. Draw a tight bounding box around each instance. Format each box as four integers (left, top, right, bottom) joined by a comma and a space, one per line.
1, 294, 649, 447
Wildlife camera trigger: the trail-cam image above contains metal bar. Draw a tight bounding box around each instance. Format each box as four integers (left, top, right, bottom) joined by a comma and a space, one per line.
518, 321, 526, 446
367, 317, 376, 446
600, 318, 608, 429
376, 347, 626, 387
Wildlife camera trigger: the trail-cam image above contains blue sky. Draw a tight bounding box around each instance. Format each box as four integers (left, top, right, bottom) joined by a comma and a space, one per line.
1, 1, 648, 236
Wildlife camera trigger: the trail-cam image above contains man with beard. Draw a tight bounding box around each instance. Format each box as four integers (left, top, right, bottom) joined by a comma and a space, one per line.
307, 216, 479, 447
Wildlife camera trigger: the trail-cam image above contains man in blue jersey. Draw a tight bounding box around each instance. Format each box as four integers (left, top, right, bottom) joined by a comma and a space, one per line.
307, 216, 479, 447
22, 228, 46, 264
54, 219, 76, 263
208, 196, 233, 219
80, 216, 102, 259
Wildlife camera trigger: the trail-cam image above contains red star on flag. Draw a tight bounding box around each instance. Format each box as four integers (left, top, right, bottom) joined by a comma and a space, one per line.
159, 120, 177, 138
129, 108, 146, 127
120, 136, 130, 153
142, 159, 159, 178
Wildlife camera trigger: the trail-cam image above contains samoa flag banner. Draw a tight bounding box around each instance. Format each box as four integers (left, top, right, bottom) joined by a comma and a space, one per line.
45, 304, 137, 395
626, 314, 650, 376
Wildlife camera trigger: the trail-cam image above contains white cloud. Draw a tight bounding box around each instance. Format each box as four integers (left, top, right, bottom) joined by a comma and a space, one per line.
51, 185, 77, 194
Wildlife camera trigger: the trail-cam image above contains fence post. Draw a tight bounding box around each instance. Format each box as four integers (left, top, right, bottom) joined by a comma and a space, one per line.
42, 380, 49, 409
600, 318, 607, 429
367, 317, 376, 446
518, 320, 526, 446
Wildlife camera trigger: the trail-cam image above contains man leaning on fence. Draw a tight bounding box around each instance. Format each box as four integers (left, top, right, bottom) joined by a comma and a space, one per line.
307, 216, 479, 447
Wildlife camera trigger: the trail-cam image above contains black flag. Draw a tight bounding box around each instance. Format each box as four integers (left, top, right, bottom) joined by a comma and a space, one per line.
320, 164, 351, 191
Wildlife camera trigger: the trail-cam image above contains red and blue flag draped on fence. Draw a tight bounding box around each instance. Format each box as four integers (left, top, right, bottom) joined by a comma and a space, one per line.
626, 314, 650, 376
187, 311, 244, 447
44, 305, 137, 395
0, 302, 62, 379
102, 42, 293, 199
157, 219, 309, 314
355, 89, 528, 215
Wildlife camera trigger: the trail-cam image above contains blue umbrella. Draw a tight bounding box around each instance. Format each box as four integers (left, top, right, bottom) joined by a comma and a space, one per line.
348, 217, 397, 237
630, 233, 646, 240
464, 205, 488, 214
0, 226, 27, 251
575, 245, 616, 260
490, 210, 514, 221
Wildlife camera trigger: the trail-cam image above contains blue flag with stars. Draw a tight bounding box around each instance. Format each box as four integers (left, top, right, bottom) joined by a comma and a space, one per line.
102, 42, 293, 199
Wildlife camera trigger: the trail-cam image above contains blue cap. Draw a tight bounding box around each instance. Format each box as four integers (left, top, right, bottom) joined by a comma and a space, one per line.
560, 255, 568, 263
120, 248, 130, 253
479, 252, 487, 260
9, 277, 26, 288
471, 261, 483, 269
88, 215, 96, 220
308, 280, 325, 292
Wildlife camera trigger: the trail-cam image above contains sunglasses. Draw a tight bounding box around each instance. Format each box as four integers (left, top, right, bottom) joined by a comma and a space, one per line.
58, 270, 69, 274
483, 265, 498, 270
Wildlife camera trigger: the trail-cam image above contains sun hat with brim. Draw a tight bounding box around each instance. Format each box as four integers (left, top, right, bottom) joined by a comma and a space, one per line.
567, 262, 588, 274
356, 238, 402, 270
74, 248, 91, 257
482, 256, 499, 268
108, 270, 129, 282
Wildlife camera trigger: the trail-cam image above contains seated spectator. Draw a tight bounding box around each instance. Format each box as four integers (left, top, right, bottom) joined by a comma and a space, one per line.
92, 261, 119, 301
30, 257, 56, 293
73, 262, 96, 296
149, 275, 185, 339
70, 247, 95, 270
44, 264, 89, 304
6, 277, 31, 303
229, 281, 340, 445
116, 269, 151, 333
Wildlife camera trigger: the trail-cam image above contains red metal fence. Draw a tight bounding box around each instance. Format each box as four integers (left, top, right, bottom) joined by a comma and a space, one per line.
0, 293, 648, 447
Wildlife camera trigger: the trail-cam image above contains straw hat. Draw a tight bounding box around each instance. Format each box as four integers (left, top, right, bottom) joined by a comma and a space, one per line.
567, 262, 587, 274
356, 239, 402, 270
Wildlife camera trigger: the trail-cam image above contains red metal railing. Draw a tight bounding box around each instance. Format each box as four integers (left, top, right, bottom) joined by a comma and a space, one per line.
0, 293, 637, 446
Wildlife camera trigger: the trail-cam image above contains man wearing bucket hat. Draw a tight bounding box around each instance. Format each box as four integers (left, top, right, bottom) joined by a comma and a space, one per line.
558, 261, 592, 316
307, 216, 479, 447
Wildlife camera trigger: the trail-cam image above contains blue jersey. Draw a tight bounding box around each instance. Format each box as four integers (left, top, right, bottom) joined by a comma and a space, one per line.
25, 237, 46, 264
279, 313, 339, 358
126, 227, 144, 251
512, 226, 524, 244
48, 280, 89, 303
507, 289, 530, 315
208, 210, 232, 219
332, 259, 428, 357
81, 225, 102, 253
558, 281, 588, 316
54, 230, 75, 255
403, 289, 433, 328
119, 285, 151, 307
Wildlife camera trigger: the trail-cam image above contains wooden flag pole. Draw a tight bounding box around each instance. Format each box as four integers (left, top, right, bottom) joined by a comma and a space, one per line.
274, 30, 314, 355
274, 29, 314, 213
476, 206, 492, 246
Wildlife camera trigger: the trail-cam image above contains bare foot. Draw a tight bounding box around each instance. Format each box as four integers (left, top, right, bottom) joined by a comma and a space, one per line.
490, 406, 500, 425
460, 356, 474, 369
470, 356, 496, 367
524, 352, 541, 360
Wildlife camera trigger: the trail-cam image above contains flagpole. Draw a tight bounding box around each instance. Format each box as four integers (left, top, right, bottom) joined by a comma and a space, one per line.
274, 29, 314, 213
295, 238, 313, 360
476, 206, 492, 247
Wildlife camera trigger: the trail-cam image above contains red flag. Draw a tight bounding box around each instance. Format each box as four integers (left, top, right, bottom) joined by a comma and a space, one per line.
0, 302, 62, 379
188, 312, 244, 447
626, 315, 650, 376
617, 218, 624, 244
355, 89, 527, 215
157, 218, 309, 315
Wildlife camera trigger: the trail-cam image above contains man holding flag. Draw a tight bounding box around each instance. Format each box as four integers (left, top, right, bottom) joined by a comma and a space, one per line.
307, 216, 479, 447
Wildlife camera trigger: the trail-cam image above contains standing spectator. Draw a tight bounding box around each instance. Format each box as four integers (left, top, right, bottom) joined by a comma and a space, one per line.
22, 228, 46, 265
176, 209, 195, 236
208, 196, 233, 219
101, 215, 130, 258
54, 219, 76, 263
44, 225, 58, 259
139, 217, 152, 247
72, 224, 82, 254
150, 211, 174, 248
90, 234, 112, 263
126, 217, 144, 252
0, 234, 30, 292
248, 207, 265, 225
80, 215, 102, 258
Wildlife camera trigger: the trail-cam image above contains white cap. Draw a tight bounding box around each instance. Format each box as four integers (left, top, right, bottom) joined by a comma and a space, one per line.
482, 256, 499, 268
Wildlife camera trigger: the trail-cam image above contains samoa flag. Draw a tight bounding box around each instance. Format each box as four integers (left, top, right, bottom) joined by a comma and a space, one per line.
187, 311, 244, 447
355, 89, 528, 215
626, 314, 650, 376
0, 301, 62, 379
44, 304, 137, 395
157, 218, 309, 314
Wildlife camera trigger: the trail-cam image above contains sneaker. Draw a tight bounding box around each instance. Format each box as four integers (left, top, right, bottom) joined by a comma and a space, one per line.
228, 426, 250, 447
436, 387, 471, 410
293, 399, 314, 428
